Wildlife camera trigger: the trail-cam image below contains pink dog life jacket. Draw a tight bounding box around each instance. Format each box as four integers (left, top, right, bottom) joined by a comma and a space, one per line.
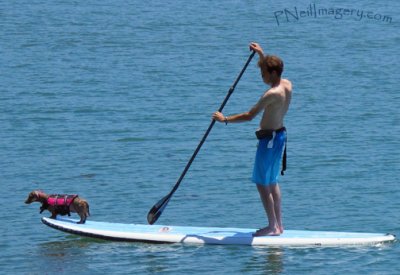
40, 194, 78, 216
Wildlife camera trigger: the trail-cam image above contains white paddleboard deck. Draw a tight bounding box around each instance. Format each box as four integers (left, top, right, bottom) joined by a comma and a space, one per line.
42, 217, 395, 246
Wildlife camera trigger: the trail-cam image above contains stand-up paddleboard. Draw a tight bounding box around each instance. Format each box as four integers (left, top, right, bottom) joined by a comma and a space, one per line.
42, 217, 395, 246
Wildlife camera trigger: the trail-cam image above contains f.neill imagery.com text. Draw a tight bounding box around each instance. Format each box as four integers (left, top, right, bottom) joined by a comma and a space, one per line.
273, 3, 393, 26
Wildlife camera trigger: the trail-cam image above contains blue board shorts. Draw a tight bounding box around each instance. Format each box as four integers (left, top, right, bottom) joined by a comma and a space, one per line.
252, 128, 287, 185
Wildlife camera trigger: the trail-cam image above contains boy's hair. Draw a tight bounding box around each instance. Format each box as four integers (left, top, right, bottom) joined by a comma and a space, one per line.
258, 55, 284, 77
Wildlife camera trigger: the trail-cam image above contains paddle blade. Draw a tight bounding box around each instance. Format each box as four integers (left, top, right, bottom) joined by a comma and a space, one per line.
147, 194, 171, 225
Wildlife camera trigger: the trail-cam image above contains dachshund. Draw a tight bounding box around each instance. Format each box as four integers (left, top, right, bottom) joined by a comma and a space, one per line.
25, 190, 90, 224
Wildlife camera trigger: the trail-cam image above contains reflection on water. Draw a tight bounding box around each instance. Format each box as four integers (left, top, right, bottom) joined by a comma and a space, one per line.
40, 236, 103, 256
36, 237, 105, 272
245, 247, 284, 274
266, 248, 284, 274
36, 237, 187, 273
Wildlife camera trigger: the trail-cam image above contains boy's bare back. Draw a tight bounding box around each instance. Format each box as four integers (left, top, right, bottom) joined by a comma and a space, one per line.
259, 78, 292, 130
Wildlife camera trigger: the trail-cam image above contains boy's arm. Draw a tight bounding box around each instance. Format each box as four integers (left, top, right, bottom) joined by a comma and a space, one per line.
249, 42, 264, 59
213, 91, 277, 124
213, 42, 271, 124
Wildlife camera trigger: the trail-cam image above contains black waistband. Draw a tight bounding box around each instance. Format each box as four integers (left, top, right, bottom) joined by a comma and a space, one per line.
255, 127, 286, 140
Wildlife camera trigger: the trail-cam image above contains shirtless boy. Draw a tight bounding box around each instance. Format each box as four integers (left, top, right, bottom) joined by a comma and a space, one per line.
213, 42, 292, 236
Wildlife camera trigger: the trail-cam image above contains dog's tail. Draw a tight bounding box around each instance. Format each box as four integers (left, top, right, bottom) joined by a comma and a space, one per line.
86, 203, 90, 217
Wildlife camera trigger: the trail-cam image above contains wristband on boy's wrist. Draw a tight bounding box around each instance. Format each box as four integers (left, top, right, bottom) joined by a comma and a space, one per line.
224, 117, 228, 125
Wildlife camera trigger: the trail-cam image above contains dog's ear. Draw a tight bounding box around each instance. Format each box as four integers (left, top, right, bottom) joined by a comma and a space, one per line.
25, 192, 34, 204
25, 191, 39, 204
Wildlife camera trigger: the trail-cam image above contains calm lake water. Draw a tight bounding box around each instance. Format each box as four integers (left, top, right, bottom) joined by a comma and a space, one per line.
1, 0, 399, 274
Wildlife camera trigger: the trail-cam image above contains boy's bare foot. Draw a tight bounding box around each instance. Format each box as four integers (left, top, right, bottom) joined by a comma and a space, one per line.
253, 226, 282, 237
254, 226, 270, 235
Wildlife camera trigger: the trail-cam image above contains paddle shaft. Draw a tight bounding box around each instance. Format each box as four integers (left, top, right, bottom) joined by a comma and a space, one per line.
148, 51, 255, 224
172, 51, 256, 194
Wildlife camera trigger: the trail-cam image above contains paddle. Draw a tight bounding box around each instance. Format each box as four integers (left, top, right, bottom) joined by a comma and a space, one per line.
147, 50, 256, 225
